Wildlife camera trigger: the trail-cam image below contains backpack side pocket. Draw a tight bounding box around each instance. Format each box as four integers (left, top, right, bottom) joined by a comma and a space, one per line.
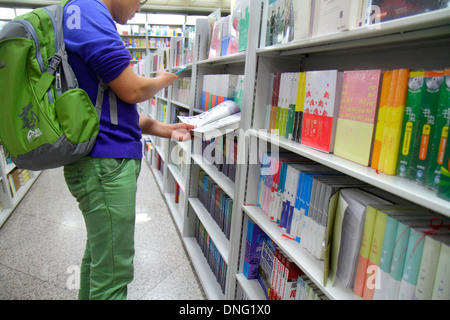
55, 88, 99, 145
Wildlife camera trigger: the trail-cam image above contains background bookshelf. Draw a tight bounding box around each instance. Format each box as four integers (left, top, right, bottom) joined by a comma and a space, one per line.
0, 144, 41, 228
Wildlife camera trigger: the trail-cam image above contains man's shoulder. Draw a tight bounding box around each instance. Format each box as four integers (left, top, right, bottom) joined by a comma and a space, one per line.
64, 0, 109, 14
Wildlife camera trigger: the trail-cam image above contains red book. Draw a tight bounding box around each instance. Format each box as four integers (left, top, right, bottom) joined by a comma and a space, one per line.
301, 70, 344, 153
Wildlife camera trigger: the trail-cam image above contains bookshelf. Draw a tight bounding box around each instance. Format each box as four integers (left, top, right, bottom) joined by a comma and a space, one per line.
142, 1, 450, 301
0, 144, 41, 228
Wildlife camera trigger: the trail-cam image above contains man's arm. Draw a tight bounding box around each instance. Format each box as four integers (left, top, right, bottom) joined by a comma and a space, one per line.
139, 113, 195, 141
108, 67, 178, 104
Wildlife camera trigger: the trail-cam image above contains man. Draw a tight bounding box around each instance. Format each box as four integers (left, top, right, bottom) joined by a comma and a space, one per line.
62, 0, 194, 300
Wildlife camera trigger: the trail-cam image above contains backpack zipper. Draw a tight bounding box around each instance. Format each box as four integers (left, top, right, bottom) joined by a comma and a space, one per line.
10, 20, 45, 74
43, 7, 62, 96
10, 19, 55, 103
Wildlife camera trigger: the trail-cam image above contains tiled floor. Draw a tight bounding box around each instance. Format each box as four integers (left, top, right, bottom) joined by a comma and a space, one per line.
0, 160, 206, 300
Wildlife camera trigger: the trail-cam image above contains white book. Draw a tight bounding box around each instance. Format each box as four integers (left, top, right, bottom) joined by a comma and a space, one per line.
432, 240, 450, 300
414, 234, 450, 300
311, 0, 354, 38
291, 0, 313, 41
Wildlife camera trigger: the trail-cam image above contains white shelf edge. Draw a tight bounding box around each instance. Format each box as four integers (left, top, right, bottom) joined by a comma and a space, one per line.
197, 51, 246, 66
243, 205, 360, 300
154, 144, 166, 163
163, 192, 183, 233
191, 153, 235, 199
235, 273, 267, 300
257, 8, 450, 55
150, 164, 164, 191
250, 129, 450, 217
167, 163, 186, 192
188, 198, 230, 264
183, 237, 226, 300
170, 100, 190, 110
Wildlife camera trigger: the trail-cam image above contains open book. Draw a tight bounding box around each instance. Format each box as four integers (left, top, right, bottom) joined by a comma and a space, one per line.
178, 100, 241, 140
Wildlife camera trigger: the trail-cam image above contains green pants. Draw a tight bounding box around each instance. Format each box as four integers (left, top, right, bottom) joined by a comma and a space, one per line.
63, 157, 141, 300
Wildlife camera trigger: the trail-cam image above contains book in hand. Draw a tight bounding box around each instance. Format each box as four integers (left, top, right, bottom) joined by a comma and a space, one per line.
177, 100, 241, 140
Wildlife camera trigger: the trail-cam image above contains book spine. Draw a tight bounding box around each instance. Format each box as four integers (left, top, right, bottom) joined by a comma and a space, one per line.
383, 69, 410, 175
372, 70, 393, 170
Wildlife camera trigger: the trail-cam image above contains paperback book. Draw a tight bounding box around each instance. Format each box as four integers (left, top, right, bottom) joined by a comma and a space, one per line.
334, 69, 382, 166
301, 70, 343, 153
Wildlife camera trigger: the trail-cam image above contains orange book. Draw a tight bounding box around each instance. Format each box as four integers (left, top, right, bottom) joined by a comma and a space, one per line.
205, 91, 210, 111
383, 69, 410, 175
378, 70, 399, 172
371, 70, 393, 170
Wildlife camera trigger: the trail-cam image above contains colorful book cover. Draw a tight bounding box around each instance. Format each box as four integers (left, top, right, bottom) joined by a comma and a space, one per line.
293, 72, 306, 142
301, 70, 343, 153
258, 236, 277, 299
396, 71, 427, 178
409, 71, 445, 184
384, 220, 410, 299
334, 69, 382, 166
238, 0, 250, 51
353, 204, 379, 297
437, 131, 450, 201
370, 0, 442, 23
286, 73, 299, 140
243, 219, 266, 280
426, 70, 450, 190
378, 69, 399, 173
371, 70, 393, 170
265, 0, 285, 46
269, 73, 281, 133
382, 68, 410, 175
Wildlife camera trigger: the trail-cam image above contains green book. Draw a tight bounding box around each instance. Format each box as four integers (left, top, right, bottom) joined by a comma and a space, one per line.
409, 71, 445, 185
396, 71, 426, 178
426, 71, 450, 190
437, 134, 450, 201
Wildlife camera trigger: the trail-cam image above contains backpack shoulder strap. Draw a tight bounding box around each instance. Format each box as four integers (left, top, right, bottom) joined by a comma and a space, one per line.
59, 0, 119, 126
96, 77, 119, 126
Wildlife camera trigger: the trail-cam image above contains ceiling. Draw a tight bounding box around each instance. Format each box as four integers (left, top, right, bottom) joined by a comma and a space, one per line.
0, 0, 231, 15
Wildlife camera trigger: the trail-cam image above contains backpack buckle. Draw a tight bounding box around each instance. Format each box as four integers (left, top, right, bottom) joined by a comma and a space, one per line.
47, 54, 62, 75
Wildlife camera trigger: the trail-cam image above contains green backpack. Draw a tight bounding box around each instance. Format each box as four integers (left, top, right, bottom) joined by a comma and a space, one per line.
0, 0, 116, 170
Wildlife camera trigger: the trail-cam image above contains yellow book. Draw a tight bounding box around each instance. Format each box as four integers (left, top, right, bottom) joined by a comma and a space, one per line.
378, 69, 399, 172
353, 204, 378, 297
293, 72, 306, 142
334, 70, 382, 166
371, 70, 393, 170
362, 208, 388, 300
383, 69, 410, 175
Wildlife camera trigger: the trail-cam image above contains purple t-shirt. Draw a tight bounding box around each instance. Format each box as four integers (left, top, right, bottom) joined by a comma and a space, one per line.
63, 0, 142, 159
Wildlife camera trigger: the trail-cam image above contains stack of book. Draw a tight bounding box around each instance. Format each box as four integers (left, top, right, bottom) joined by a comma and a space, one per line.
197, 170, 233, 240
265, 68, 450, 200
244, 219, 329, 300
172, 77, 191, 105
201, 74, 243, 111
195, 216, 228, 293
261, 0, 447, 47
255, 151, 450, 299
200, 135, 238, 183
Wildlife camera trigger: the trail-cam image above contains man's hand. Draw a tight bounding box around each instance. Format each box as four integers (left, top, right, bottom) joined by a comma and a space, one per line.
169, 122, 196, 142
139, 113, 195, 141
155, 69, 179, 89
